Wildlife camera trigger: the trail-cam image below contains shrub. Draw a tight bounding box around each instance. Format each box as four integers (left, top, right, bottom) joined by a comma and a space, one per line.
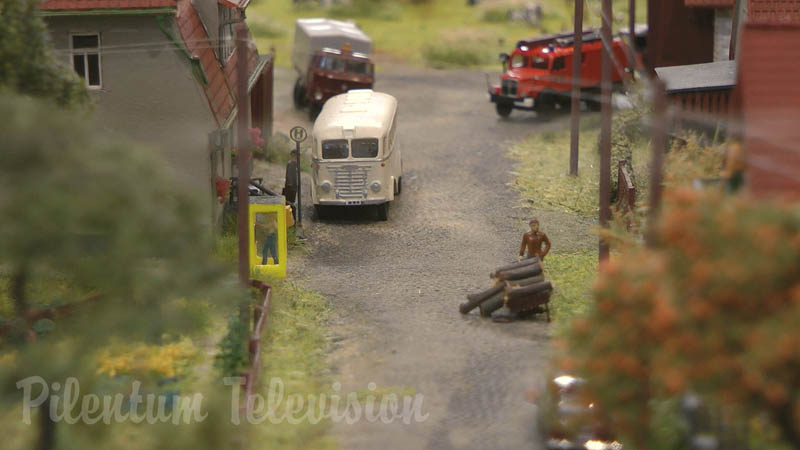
563, 190, 800, 448
422, 42, 491, 68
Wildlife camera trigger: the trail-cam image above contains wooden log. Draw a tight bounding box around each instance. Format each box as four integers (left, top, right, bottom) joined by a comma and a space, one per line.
507, 289, 552, 315
494, 263, 542, 281
506, 275, 545, 288
490, 256, 539, 277
505, 281, 552, 300
478, 291, 505, 317
460, 283, 504, 314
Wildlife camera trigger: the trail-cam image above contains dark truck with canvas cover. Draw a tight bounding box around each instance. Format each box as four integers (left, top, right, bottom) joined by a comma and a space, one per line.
291, 18, 374, 119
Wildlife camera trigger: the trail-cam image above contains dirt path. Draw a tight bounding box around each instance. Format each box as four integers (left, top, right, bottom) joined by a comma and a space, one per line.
263, 66, 578, 450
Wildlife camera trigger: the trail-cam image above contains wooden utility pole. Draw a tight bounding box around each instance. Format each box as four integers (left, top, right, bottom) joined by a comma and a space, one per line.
646, 80, 667, 247
629, 0, 636, 79
629, 0, 636, 50
569, 0, 584, 176
236, 22, 251, 285
599, 0, 612, 262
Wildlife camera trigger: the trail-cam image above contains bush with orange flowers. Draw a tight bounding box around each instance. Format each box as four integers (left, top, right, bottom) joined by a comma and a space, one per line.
564, 189, 800, 448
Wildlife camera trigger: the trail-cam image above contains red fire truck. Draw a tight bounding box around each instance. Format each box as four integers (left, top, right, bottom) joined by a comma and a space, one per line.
488, 30, 634, 118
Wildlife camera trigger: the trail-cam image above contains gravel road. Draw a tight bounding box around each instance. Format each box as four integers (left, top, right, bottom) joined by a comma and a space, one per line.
261, 65, 575, 450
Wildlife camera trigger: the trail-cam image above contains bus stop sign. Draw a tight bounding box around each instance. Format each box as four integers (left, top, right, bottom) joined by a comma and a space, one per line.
290, 126, 307, 143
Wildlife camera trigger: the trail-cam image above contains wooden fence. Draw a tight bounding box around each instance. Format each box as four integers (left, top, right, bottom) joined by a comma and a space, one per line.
617, 159, 636, 213
237, 279, 272, 449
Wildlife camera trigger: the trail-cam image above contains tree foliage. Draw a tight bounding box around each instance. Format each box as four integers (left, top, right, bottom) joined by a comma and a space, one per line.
0, 93, 243, 449
0, 0, 89, 107
563, 189, 800, 448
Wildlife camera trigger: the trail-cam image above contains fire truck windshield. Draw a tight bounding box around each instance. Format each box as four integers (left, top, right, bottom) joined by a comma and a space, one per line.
511, 54, 527, 68
532, 55, 549, 70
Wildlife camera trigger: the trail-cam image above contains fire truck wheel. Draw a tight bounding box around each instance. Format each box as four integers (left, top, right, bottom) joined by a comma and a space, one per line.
293, 79, 307, 109
535, 93, 556, 115
496, 101, 513, 118
376, 203, 389, 221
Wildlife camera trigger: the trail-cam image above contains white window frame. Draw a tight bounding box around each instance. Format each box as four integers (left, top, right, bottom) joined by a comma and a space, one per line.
70, 33, 102, 89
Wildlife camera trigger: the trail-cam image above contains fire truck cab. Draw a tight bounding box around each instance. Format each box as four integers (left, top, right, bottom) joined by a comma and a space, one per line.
489, 30, 633, 118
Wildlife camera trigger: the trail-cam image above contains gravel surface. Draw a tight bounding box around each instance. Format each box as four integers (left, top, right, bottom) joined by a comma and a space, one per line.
256, 66, 577, 450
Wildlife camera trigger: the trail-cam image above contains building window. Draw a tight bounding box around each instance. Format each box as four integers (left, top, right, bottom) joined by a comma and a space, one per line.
219, 6, 234, 62
71, 34, 101, 88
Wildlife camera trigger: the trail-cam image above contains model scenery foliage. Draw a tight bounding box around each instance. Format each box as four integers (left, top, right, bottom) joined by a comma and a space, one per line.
0, 90, 249, 449
562, 189, 800, 449
0, 0, 89, 107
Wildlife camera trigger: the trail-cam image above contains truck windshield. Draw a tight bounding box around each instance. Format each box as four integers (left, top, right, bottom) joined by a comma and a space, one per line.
532, 56, 549, 70
318, 55, 346, 72
322, 139, 348, 159
346, 60, 372, 75
318, 56, 372, 75
511, 54, 527, 68
351, 138, 379, 158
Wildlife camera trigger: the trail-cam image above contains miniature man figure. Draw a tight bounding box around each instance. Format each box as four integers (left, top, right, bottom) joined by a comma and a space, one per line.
283, 150, 299, 220
255, 214, 279, 265
519, 218, 551, 261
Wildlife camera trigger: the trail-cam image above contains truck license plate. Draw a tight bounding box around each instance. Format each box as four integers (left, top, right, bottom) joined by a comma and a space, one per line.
345, 200, 362, 206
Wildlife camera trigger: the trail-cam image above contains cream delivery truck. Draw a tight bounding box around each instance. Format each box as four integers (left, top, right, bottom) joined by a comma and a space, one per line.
311, 90, 402, 221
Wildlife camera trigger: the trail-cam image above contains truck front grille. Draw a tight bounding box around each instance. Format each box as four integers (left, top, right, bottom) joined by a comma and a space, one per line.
501, 79, 518, 97
329, 164, 369, 199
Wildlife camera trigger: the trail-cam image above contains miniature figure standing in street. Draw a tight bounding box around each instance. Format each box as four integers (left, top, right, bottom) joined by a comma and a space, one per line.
283, 150, 298, 219
519, 218, 551, 261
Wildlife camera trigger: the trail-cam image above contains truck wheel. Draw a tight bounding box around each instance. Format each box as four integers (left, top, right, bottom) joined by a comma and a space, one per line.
293, 79, 307, 109
309, 103, 322, 121
376, 203, 388, 221
314, 204, 327, 220
496, 101, 513, 118
535, 93, 556, 116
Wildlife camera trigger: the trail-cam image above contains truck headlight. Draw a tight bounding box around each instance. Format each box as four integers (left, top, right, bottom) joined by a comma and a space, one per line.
320, 181, 332, 193
314, 91, 323, 101
370, 181, 381, 193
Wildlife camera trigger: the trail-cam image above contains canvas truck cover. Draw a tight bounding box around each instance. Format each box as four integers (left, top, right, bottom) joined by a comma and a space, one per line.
292, 18, 372, 75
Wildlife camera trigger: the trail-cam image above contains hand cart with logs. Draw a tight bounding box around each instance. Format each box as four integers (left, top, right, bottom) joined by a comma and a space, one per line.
459, 256, 553, 321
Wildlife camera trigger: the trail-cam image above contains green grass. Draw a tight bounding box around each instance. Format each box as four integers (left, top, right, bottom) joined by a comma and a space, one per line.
212, 233, 332, 448
544, 250, 597, 323
508, 117, 602, 217
251, 278, 336, 450
247, 0, 648, 69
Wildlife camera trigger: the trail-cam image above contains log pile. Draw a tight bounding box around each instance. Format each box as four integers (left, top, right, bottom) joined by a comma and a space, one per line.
460, 257, 552, 321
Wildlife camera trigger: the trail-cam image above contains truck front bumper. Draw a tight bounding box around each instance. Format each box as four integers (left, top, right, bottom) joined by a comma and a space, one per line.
489, 92, 536, 111
317, 199, 388, 206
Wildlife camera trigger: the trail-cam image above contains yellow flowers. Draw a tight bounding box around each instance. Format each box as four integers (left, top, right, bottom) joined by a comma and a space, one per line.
96, 339, 198, 379
0, 351, 18, 366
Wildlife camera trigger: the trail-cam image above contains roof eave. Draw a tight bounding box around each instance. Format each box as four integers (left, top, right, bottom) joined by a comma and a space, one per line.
221, 54, 272, 130
38, 7, 176, 16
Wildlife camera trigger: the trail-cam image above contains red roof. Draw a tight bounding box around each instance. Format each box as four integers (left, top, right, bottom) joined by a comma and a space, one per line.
684, 0, 734, 8
738, 24, 800, 198
38, 0, 175, 10
175, 0, 260, 126
748, 0, 800, 23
